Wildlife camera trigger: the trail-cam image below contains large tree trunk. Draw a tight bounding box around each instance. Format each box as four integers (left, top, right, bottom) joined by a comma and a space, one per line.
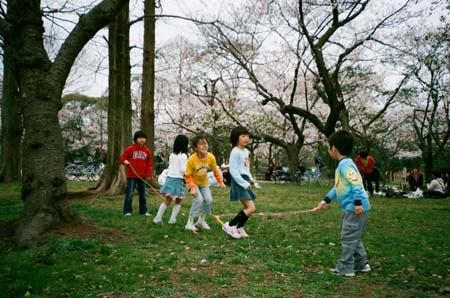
0, 41, 22, 182
0, 0, 128, 248
141, 0, 156, 153
94, 2, 131, 196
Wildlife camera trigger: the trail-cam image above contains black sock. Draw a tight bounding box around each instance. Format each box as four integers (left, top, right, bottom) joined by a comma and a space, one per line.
237, 212, 249, 228
229, 211, 245, 226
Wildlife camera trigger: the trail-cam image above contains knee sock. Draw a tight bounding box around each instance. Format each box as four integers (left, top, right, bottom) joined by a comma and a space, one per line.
229, 211, 246, 227
169, 204, 181, 222
154, 203, 167, 222
237, 212, 249, 228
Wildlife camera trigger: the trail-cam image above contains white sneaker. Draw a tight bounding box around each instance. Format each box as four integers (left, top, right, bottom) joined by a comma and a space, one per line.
222, 222, 241, 239
124, 213, 132, 216
185, 222, 198, 233
237, 227, 249, 238
144, 212, 151, 217
359, 263, 371, 273
196, 219, 211, 230
168, 219, 176, 224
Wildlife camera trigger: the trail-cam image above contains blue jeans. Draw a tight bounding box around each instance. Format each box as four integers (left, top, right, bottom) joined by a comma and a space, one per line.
123, 178, 147, 214
189, 185, 213, 218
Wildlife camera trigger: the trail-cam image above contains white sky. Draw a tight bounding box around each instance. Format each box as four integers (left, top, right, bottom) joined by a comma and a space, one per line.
59, 0, 446, 97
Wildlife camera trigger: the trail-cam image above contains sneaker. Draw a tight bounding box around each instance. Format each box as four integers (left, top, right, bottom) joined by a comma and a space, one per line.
144, 212, 151, 217
124, 213, 132, 216
185, 223, 198, 233
359, 263, 371, 273
168, 219, 176, 224
329, 268, 355, 277
152, 220, 162, 225
237, 227, 249, 238
222, 222, 241, 239
196, 219, 211, 230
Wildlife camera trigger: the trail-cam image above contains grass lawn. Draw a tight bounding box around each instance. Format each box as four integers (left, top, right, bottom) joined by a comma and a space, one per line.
0, 181, 449, 297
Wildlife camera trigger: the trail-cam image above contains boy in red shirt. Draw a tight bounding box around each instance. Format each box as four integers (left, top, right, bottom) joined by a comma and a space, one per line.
120, 131, 153, 216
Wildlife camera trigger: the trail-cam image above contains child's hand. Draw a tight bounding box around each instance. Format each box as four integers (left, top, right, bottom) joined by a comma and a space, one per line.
124, 160, 130, 165
354, 205, 364, 215
190, 188, 197, 197
317, 200, 327, 210
220, 184, 227, 191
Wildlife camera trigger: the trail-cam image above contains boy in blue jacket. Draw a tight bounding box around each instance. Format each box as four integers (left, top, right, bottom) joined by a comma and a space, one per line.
316, 130, 371, 277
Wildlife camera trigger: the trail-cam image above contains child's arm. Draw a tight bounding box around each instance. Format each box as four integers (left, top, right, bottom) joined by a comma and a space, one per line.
184, 175, 197, 196
119, 146, 131, 165
145, 150, 153, 179
316, 187, 337, 210
213, 169, 226, 189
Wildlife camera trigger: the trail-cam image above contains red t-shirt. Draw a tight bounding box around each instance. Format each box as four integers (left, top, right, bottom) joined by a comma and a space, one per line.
120, 144, 153, 179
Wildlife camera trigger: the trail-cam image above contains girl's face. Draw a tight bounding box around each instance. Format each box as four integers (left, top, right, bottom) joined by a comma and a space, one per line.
195, 139, 208, 155
238, 134, 250, 148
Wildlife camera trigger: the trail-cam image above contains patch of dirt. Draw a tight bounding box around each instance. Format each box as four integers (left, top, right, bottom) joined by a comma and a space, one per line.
48, 221, 128, 243
66, 191, 102, 203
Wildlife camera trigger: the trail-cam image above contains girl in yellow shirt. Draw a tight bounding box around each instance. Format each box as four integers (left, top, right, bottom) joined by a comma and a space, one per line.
185, 135, 226, 232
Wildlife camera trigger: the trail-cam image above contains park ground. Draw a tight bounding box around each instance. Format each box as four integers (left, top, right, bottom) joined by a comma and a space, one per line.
0, 181, 449, 298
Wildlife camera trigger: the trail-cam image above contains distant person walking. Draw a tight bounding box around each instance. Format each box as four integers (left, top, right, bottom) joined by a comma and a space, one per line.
355, 151, 378, 195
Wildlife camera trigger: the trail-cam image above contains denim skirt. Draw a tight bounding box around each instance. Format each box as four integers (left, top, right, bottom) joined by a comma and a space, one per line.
160, 177, 185, 199
230, 176, 256, 201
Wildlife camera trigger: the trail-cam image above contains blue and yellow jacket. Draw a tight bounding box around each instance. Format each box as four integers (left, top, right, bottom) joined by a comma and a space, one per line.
324, 157, 371, 212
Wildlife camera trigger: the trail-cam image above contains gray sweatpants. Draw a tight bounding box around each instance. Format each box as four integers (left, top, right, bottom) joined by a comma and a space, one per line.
335, 210, 369, 274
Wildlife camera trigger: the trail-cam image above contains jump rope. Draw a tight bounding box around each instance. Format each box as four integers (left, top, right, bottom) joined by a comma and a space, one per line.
127, 163, 320, 228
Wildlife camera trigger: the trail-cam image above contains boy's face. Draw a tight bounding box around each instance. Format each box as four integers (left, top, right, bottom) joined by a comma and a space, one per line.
195, 139, 208, 155
328, 145, 339, 160
136, 137, 146, 146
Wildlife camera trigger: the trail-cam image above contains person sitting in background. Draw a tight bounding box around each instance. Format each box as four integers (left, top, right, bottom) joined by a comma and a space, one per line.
423, 171, 446, 199
407, 166, 423, 191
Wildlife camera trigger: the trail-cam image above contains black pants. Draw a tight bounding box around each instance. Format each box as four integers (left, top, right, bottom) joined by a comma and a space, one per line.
363, 171, 380, 195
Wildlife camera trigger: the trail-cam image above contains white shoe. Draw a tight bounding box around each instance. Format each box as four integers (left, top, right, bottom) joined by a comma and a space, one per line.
152, 220, 162, 225
359, 263, 371, 273
168, 219, 176, 224
124, 213, 132, 216
196, 219, 211, 230
185, 222, 198, 233
144, 212, 151, 216
222, 222, 241, 239
237, 227, 249, 238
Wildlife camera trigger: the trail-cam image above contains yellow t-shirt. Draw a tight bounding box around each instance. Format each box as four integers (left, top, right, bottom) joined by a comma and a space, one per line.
185, 152, 221, 189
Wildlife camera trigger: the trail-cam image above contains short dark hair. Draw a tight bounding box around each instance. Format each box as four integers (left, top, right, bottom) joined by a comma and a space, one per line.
173, 134, 189, 154
133, 130, 147, 143
432, 171, 441, 178
359, 151, 369, 158
191, 134, 207, 149
230, 126, 250, 146
328, 130, 353, 156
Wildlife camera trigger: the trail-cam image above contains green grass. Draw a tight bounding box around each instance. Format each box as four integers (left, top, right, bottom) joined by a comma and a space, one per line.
0, 181, 449, 297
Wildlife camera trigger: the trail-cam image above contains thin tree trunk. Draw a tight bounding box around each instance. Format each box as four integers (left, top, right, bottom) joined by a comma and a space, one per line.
0, 42, 22, 182
93, 1, 131, 196
141, 0, 156, 153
